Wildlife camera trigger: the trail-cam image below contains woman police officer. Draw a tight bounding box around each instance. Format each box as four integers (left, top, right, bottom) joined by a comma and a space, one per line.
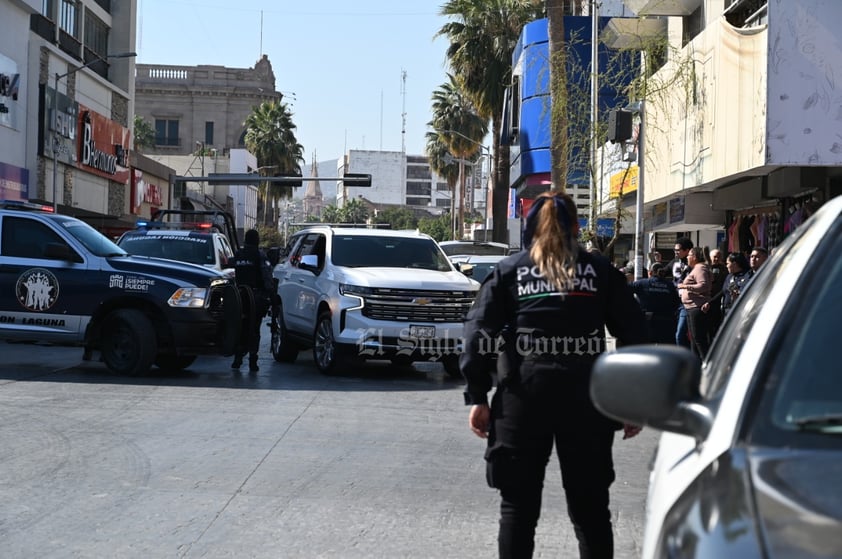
460, 191, 647, 558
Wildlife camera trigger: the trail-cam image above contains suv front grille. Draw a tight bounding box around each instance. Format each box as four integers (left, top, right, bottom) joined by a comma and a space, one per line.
361, 288, 476, 323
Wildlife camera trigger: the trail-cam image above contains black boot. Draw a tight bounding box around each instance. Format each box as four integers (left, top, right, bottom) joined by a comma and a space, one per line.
231, 354, 243, 370
249, 355, 259, 373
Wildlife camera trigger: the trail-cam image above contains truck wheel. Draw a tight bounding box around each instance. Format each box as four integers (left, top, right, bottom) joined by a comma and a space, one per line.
101, 309, 157, 376
313, 311, 339, 375
154, 354, 197, 371
271, 302, 298, 363
441, 354, 462, 380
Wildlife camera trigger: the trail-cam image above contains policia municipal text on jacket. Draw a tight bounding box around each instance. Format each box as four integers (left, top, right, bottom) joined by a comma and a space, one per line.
460, 192, 647, 559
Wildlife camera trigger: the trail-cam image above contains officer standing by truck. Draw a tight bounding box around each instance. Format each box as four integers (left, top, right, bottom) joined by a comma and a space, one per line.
231, 229, 273, 373
460, 191, 647, 558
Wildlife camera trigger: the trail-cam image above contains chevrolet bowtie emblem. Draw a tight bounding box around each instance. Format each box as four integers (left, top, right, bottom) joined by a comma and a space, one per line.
413, 298, 432, 305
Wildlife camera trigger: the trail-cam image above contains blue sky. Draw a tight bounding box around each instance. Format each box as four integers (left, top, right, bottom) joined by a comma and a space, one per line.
137, 0, 453, 162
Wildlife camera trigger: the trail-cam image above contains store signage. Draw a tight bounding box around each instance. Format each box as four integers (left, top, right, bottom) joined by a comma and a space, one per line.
76, 105, 129, 184
131, 170, 164, 214
0, 52, 21, 129
42, 87, 79, 165
0, 161, 29, 201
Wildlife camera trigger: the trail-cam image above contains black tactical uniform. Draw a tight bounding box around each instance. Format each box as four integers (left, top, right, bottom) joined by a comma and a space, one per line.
232, 229, 273, 372
461, 248, 646, 558
630, 267, 680, 344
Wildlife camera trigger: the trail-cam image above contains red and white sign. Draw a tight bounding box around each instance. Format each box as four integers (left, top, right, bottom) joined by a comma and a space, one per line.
131, 169, 164, 215
76, 104, 130, 184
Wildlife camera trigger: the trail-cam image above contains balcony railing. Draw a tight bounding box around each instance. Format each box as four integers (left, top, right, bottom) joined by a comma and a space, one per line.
30, 14, 55, 43
58, 29, 82, 60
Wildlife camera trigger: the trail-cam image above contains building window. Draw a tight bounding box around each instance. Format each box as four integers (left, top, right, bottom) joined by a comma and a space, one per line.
59, 0, 77, 37
724, 0, 767, 29
205, 121, 214, 145
682, 5, 704, 46
406, 198, 430, 206
41, 0, 54, 19
406, 165, 431, 180
84, 11, 108, 60
436, 182, 449, 191
155, 119, 180, 147
406, 183, 431, 196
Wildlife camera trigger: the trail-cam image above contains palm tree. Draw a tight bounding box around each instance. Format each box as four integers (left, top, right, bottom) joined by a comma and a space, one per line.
438, 0, 543, 243
243, 101, 304, 226
425, 130, 460, 240
428, 75, 488, 238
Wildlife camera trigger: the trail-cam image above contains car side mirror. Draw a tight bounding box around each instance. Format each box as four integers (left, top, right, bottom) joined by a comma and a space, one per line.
590, 345, 712, 442
455, 262, 474, 277
299, 253, 319, 273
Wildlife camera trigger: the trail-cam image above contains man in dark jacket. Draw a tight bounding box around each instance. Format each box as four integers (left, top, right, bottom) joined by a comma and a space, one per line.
231, 229, 274, 373
630, 263, 681, 344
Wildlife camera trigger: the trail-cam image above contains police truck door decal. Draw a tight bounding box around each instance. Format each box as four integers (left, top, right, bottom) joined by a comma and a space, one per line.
16, 268, 59, 311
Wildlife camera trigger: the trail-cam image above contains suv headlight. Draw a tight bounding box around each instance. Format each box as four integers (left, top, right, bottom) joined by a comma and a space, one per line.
339, 284, 373, 297
168, 287, 208, 308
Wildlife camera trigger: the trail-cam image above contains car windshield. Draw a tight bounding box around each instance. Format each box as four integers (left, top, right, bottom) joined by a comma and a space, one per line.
57, 217, 126, 257
332, 235, 453, 271
440, 241, 509, 257
119, 234, 215, 266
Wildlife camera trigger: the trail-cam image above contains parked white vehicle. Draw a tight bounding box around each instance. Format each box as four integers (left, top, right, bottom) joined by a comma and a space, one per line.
590, 195, 842, 558
272, 227, 479, 376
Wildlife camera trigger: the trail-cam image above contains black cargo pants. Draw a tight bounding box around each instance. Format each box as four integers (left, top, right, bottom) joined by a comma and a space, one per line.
485, 362, 618, 559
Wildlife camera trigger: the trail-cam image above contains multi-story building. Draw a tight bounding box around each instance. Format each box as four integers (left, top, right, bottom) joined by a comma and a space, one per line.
337, 149, 473, 226
599, 0, 842, 260
4, 0, 138, 230
134, 56, 281, 156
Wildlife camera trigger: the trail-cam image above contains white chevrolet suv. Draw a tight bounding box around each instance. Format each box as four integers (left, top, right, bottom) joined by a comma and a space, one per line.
271, 226, 479, 376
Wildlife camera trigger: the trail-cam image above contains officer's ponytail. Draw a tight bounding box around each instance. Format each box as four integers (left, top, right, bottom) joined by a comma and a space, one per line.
526, 191, 579, 291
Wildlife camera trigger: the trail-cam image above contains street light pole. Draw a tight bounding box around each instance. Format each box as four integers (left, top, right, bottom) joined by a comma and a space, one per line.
627, 100, 646, 280
51, 51, 136, 213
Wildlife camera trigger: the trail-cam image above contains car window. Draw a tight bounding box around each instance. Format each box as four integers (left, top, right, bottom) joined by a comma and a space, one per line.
57, 216, 125, 256
291, 234, 320, 267
749, 221, 842, 447
120, 234, 214, 266
1, 217, 77, 260
332, 235, 452, 271
279, 234, 303, 265
700, 218, 814, 404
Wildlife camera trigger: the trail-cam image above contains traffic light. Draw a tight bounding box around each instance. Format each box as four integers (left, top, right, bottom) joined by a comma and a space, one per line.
342, 173, 372, 187
607, 109, 633, 143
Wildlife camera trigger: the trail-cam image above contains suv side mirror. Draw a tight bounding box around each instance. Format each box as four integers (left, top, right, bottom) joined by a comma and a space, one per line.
299, 253, 319, 273
455, 262, 474, 277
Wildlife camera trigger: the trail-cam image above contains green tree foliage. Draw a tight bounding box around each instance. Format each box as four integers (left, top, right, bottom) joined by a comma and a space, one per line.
133, 115, 155, 153
321, 205, 341, 223
438, 0, 544, 243
418, 213, 453, 242
243, 101, 304, 226
340, 198, 369, 224
255, 224, 283, 248
373, 207, 418, 230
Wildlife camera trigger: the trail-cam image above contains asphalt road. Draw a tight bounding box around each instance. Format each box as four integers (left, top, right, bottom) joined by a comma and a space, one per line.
0, 332, 657, 558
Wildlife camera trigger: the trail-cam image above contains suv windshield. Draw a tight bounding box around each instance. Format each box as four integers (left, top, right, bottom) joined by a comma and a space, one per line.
57, 217, 126, 257
440, 241, 509, 257
119, 234, 215, 266
332, 235, 453, 271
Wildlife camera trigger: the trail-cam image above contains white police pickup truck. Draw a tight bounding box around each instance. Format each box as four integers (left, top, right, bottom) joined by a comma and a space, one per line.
0, 201, 244, 375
